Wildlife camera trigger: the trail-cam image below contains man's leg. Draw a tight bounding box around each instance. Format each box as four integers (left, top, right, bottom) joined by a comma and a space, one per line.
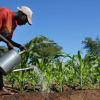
0, 72, 15, 95
0, 73, 4, 90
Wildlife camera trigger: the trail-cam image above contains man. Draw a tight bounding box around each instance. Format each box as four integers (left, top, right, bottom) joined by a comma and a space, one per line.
0, 6, 33, 95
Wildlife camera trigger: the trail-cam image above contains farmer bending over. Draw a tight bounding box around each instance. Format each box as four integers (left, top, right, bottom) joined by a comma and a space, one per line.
0, 6, 33, 95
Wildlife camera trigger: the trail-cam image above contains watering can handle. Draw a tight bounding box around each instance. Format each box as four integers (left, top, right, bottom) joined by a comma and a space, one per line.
18, 50, 26, 55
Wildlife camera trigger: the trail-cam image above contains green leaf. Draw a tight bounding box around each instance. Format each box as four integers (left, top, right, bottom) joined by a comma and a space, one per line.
54, 54, 67, 58
42, 41, 56, 44
32, 52, 40, 57
39, 35, 46, 38
41, 45, 49, 48
28, 36, 38, 51
35, 43, 41, 47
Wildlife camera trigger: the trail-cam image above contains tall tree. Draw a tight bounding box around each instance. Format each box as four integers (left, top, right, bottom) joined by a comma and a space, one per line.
82, 36, 100, 62
82, 36, 100, 56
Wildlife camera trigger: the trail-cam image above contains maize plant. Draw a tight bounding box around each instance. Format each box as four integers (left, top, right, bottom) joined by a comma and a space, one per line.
4, 37, 100, 93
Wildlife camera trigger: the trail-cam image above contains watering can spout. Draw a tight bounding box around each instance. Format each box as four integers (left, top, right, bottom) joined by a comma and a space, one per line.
12, 65, 34, 72
18, 50, 26, 55
29, 65, 34, 71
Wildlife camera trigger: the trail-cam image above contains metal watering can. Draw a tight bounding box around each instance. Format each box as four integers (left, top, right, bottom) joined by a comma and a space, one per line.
0, 50, 34, 76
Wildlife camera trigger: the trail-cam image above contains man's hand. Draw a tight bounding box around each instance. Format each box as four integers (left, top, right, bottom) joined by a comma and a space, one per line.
20, 45, 27, 52
7, 42, 14, 50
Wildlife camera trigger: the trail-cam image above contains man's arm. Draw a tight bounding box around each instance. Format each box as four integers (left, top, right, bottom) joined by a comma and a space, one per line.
6, 38, 27, 51
0, 34, 14, 49
0, 34, 10, 44
6, 38, 21, 48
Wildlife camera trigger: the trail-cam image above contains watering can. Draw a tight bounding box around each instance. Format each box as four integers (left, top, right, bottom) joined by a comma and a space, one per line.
0, 50, 34, 76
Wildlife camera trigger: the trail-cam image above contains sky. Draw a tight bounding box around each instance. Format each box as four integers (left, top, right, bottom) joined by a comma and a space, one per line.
0, 0, 100, 62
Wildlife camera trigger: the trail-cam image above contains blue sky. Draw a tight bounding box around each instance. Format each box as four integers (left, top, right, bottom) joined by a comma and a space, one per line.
0, 0, 100, 61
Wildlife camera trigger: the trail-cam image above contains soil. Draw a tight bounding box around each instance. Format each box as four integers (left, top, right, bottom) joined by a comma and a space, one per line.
0, 85, 100, 100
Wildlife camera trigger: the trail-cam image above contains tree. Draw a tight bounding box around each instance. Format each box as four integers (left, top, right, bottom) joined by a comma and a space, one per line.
25, 36, 63, 63
0, 46, 8, 56
82, 36, 100, 55
82, 36, 100, 62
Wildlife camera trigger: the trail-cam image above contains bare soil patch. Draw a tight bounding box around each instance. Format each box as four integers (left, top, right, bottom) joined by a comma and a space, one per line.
0, 85, 100, 100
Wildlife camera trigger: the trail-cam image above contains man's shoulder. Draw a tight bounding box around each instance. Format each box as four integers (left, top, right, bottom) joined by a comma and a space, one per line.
0, 7, 13, 14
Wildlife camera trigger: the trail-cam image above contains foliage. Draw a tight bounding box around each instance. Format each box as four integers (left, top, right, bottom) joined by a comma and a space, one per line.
3, 35, 100, 93
0, 46, 8, 56
25, 35, 63, 63
82, 36, 100, 56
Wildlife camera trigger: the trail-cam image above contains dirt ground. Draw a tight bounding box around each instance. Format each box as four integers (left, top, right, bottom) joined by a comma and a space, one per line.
1, 85, 100, 100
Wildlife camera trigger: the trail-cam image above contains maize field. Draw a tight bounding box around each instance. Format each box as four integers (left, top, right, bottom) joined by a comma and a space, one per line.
1, 36, 100, 100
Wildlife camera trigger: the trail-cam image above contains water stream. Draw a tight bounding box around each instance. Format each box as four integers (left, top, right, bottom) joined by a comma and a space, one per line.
33, 65, 50, 98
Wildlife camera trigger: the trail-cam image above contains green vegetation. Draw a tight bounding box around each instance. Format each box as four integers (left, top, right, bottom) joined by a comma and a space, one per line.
2, 35, 100, 93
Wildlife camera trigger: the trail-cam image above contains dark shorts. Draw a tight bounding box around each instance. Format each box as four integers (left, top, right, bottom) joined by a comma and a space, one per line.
0, 32, 10, 38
